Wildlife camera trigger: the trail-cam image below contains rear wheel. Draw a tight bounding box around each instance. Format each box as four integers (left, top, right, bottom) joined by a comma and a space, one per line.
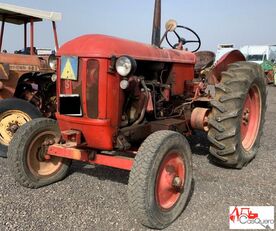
0, 98, 42, 158
128, 131, 192, 229
8, 118, 71, 188
208, 61, 266, 168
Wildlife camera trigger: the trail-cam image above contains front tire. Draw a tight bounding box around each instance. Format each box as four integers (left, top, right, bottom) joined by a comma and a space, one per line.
128, 131, 192, 229
8, 118, 71, 188
0, 98, 42, 158
208, 61, 266, 168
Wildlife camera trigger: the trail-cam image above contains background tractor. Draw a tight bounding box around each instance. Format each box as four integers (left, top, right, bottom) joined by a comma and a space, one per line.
0, 3, 60, 157
7, 0, 266, 229
240, 45, 276, 85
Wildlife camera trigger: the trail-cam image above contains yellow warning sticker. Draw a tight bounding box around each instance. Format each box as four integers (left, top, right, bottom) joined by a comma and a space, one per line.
61, 56, 78, 80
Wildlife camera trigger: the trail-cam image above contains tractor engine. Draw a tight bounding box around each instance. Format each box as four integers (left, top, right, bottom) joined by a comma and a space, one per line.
120, 62, 192, 127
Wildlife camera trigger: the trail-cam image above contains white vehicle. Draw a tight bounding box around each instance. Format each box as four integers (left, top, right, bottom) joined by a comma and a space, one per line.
240, 45, 276, 64
215, 44, 235, 61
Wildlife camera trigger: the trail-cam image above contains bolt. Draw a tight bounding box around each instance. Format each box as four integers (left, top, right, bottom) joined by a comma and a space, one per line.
172, 176, 182, 189
6, 123, 19, 134
242, 108, 250, 125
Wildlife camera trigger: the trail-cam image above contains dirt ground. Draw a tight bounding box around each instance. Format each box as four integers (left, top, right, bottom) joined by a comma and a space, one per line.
0, 86, 275, 231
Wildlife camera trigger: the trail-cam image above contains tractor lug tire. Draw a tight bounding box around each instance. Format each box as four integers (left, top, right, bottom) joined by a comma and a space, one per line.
8, 118, 71, 188
128, 131, 192, 229
208, 61, 266, 169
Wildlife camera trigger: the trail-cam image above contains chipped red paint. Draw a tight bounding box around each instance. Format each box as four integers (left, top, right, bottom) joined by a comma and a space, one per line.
57, 34, 196, 64
208, 50, 245, 84
190, 107, 209, 131
155, 152, 185, 209
48, 144, 133, 171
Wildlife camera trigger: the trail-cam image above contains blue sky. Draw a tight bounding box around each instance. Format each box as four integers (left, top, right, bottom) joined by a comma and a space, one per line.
1, 0, 276, 52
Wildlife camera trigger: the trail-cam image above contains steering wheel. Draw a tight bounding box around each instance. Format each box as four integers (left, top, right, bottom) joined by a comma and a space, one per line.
165, 25, 201, 52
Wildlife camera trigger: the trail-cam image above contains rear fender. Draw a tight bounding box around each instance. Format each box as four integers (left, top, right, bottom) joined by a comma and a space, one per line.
208, 50, 246, 84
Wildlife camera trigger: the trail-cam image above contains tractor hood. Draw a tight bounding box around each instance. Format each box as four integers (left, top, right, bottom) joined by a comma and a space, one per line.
58, 34, 196, 64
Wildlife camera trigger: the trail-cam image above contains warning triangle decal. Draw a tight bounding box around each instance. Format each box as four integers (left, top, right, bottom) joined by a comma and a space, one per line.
61, 58, 76, 80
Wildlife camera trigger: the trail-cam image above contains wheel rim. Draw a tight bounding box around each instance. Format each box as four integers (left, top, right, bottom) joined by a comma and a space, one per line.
240, 84, 262, 151
27, 131, 63, 177
155, 152, 185, 210
0, 110, 31, 145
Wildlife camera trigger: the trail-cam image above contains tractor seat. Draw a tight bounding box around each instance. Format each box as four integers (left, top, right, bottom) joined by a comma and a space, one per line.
194, 51, 215, 74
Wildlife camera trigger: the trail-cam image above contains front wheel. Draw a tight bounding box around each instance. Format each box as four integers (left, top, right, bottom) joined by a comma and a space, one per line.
128, 131, 192, 229
0, 98, 42, 158
8, 118, 71, 188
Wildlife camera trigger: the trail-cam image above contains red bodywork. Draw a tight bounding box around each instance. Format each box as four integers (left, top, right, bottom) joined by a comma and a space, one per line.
50, 36, 245, 171
208, 50, 245, 84
57, 34, 196, 63
56, 34, 196, 150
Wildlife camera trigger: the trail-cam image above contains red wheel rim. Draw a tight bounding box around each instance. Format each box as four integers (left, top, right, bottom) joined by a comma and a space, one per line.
155, 152, 185, 210
240, 84, 262, 151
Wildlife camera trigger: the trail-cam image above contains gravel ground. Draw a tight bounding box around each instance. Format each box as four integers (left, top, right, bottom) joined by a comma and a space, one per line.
0, 86, 275, 231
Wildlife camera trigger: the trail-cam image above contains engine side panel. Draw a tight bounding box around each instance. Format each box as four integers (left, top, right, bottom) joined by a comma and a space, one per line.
169, 63, 194, 95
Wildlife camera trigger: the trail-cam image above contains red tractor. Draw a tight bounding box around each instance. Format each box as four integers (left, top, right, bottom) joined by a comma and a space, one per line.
8, 0, 266, 229
230, 207, 259, 222
239, 208, 259, 220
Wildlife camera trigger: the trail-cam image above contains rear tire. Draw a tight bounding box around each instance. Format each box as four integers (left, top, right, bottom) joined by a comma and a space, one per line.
0, 98, 42, 158
8, 118, 71, 188
208, 61, 266, 168
128, 131, 192, 229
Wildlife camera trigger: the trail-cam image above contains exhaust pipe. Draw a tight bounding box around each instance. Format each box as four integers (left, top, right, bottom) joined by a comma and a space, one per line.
151, 0, 161, 47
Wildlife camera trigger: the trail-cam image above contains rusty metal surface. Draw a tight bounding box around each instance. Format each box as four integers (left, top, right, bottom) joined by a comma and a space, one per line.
194, 51, 215, 74
169, 63, 194, 95
47, 144, 133, 171
120, 123, 152, 143
0, 73, 18, 99
190, 107, 209, 131
207, 50, 246, 84
0, 63, 9, 80
52, 21, 59, 50
151, 0, 161, 47
0, 53, 52, 72
150, 118, 188, 133
0, 53, 53, 99
0, 53, 41, 66
61, 130, 82, 145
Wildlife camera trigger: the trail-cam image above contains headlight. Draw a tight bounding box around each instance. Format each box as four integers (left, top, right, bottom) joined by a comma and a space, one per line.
48, 54, 57, 71
115, 56, 136, 77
